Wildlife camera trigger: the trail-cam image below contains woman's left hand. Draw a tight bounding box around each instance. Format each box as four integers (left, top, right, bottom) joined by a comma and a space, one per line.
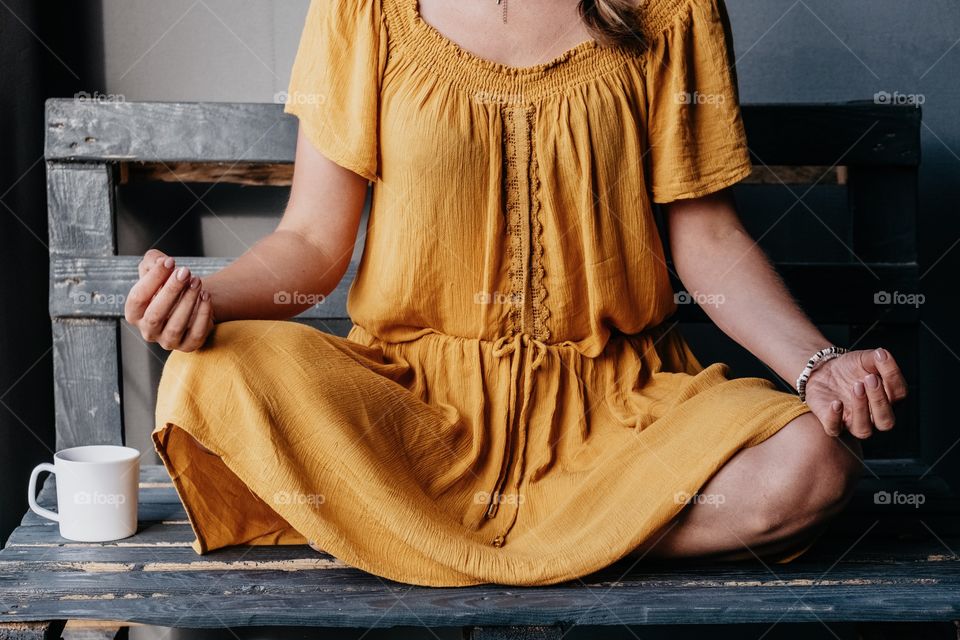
802, 348, 909, 439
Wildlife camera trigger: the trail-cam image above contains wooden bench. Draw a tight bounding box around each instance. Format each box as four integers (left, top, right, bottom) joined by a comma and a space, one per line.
1, 99, 957, 639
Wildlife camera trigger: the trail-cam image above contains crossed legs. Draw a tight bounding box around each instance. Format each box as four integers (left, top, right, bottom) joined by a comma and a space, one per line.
631, 411, 864, 561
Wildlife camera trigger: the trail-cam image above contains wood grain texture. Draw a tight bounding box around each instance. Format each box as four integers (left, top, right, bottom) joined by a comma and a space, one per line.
45, 100, 296, 164
50, 257, 355, 320
46, 163, 115, 257
468, 626, 563, 639
44, 100, 920, 167
50, 320, 123, 449
0, 621, 64, 640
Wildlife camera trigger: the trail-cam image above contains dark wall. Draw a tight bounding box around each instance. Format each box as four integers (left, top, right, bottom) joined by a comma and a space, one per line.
0, 1, 103, 544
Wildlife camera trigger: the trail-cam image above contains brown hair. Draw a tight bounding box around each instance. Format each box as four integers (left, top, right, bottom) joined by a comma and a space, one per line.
577, 0, 647, 51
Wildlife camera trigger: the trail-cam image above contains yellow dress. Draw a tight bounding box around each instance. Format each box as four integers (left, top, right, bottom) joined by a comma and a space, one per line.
152, 0, 814, 587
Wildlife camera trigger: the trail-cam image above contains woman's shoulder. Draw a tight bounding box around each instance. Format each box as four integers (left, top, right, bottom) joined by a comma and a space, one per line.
637, 0, 725, 41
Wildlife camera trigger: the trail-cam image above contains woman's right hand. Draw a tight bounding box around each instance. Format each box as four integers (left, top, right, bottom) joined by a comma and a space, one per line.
124, 249, 215, 352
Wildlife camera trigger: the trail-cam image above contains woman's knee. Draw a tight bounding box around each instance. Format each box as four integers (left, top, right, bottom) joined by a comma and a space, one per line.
748, 412, 863, 542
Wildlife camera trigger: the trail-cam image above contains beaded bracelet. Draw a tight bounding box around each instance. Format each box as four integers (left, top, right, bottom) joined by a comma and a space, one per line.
796, 346, 848, 402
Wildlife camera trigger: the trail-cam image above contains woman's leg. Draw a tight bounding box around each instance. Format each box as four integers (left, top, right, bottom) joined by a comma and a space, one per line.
631, 411, 864, 560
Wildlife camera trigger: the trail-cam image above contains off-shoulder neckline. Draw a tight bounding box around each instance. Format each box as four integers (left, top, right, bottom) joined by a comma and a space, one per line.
408, 0, 603, 76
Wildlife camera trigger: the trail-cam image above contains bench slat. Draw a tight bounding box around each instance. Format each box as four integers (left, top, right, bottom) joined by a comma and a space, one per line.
1, 565, 958, 627
50, 257, 354, 320
50, 257, 917, 323
44, 100, 920, 167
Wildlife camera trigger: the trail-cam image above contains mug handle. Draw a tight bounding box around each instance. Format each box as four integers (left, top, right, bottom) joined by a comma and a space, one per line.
28, 462, 59, 522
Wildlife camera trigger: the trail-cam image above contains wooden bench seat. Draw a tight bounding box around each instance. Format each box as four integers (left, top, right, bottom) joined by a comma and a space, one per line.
2, 464, 958, 636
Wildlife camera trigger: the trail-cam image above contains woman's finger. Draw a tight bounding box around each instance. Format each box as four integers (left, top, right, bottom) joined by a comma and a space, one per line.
875, 349, 908, 402
846, 381, 873, 439
138, 249, 168, 279
862, 348, 909, 402
820, 399, 844, 437
125, 256, 175, 325
179, 292, 214, 352
157, 276, 202, 350
864, 373, 895, 431
140, 265, 192, 341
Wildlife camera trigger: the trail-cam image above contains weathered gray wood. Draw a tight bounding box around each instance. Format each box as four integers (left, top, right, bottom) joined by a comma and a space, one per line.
0, 621, 64, 640
1, 563, 959, 627
50, 257, 354, 320
468, 626, 563, 640
51, 319, 123, 448
45, 99, 297, 164
46, 163, 115, 257
44, 100, 920, 167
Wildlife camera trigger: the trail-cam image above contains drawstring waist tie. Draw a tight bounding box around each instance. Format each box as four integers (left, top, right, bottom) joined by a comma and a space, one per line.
486, 332, 549, 524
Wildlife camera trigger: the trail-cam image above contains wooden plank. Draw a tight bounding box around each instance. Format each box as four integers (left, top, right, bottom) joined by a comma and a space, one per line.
0, 622, 65, 640
1, 563, 959, 626
45, 99, 296, 163
6, 523, 197, 547
743, 165, 846, 185
46, 163, 115, 257
20, 502, 184, 527
51, 258, 914, 323
119, 161, 293, 186
51, 319, 123, 449
50, 257, 354, 320
44, 100, 920, 168
468, 626, 563, 640
742, 102, 921, 167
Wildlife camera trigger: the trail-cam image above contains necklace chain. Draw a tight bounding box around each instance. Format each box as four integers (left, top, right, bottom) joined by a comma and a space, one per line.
497, 0, 508, 23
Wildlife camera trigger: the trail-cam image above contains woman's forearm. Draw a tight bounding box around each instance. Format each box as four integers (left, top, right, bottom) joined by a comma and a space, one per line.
201, 229, 352, 322
667, 195, 832, 386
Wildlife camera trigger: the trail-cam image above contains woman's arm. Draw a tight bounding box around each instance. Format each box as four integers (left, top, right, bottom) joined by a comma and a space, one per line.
202, 127, 369, 321
663, 188, 908, 438
123, 128, 368, 350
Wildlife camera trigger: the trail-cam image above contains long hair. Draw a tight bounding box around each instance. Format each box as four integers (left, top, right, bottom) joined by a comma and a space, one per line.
577, 0, 647, 51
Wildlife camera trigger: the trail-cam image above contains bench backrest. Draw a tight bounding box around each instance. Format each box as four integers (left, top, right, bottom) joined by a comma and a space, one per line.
45, 99, 921, 474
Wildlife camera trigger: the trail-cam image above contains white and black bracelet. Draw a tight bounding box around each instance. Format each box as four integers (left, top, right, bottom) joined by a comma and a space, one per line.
796, 346, 848, 402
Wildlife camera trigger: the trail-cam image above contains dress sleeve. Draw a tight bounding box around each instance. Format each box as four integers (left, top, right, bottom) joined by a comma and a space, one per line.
643, 0, 753, 204
283, 0, 387, 182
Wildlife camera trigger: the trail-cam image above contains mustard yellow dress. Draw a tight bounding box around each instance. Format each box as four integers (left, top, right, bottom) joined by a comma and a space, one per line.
152, 0, 814, 587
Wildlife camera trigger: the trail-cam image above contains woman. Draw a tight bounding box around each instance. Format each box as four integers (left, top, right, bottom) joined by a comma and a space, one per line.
128, 0, 908, 587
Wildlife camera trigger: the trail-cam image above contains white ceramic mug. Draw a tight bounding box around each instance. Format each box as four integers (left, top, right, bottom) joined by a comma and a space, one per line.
28, 445, 140, 542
